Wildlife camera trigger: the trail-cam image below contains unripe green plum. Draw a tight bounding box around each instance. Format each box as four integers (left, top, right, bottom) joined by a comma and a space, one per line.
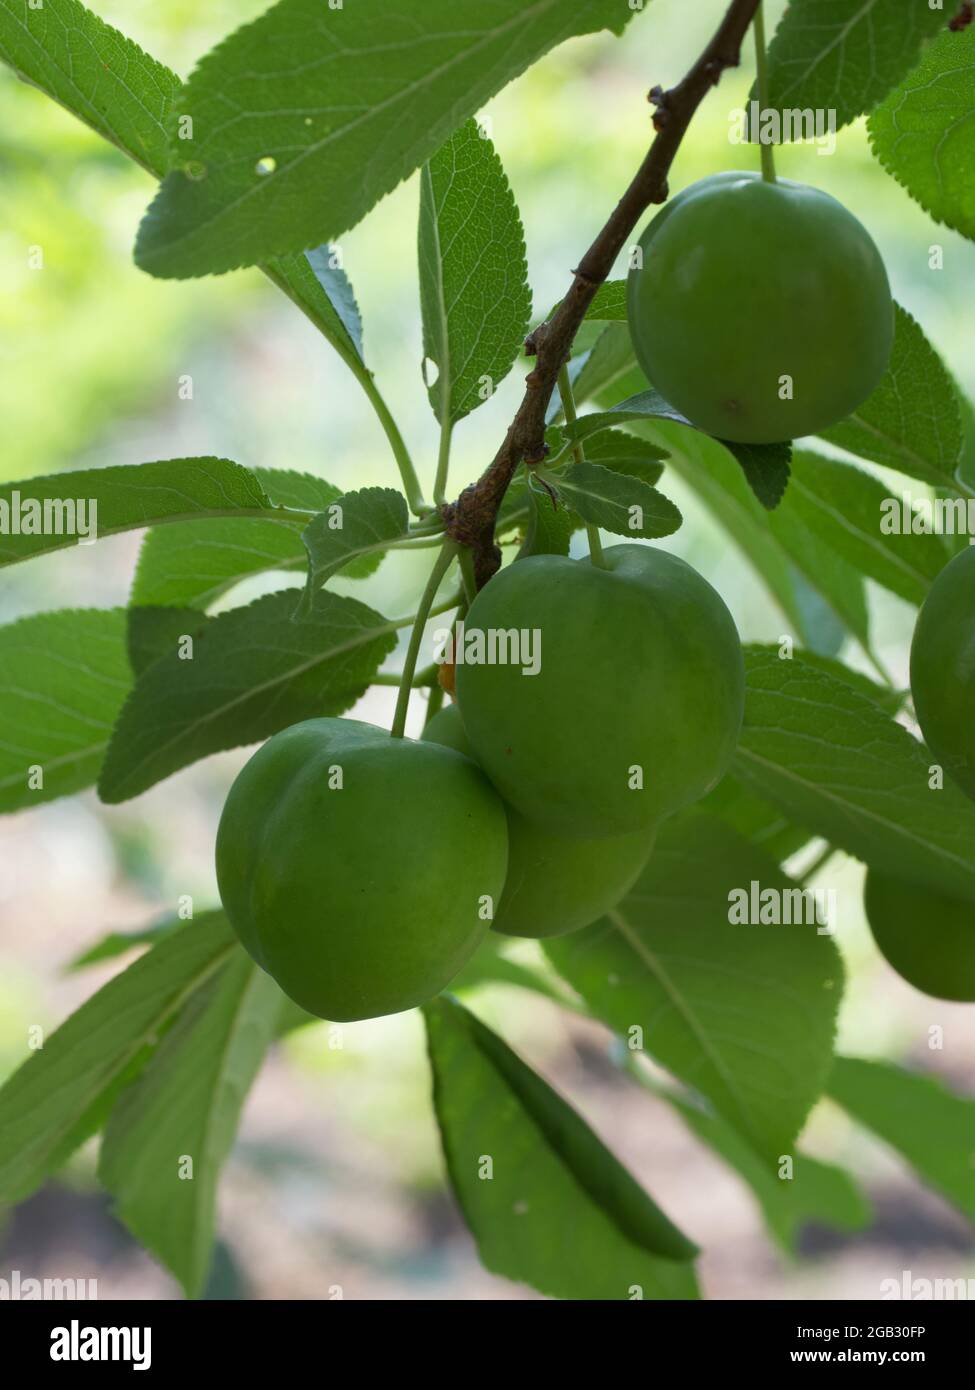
423, 705, 654, 937
627, 172, 894, 444
911, 546, 975, 802
216, 718, 508, 1021
455, 545, 744, 838
864, 868, 975, 1002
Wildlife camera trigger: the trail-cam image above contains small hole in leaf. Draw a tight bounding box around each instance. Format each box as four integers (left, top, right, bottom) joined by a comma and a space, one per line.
421, 356, 440, 387
255, 156, 277, 177
184, 160, 207, 182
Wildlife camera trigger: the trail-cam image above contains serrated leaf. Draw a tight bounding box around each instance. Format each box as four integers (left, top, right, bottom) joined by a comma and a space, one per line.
735, 647, 975, 902
424, 996, 699, 1300
301, 486, 409, 607
0, 609, 131, 814
264, 246, 365, 372
727, 440, 792, 511
99, 949, 281, 1297
546, 812, 843, 1162
753, 0, 947, 135
0, 915, 235, 1204
821, 304, 963, 484
547, 462, 681, 540
829, 1057, 975, 1222
98, 589, 398, 803
516, 484, 575, 560
579, 429, 667, 485
551, 279, 628, 323
0, 0, 182, 177
126, 606, 209, 677
869, 26, 975, 242
419, 119, 531, 426
0, 459, 275, 568
135, 0, 634, 279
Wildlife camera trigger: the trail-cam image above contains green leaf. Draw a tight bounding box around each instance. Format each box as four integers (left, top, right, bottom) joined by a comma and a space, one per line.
551, 279, 628, 323
578, 429, 666, 485
545, 462, 681, 540
820, 304, 963, 485
700, 774, 811, 864
98, 589, 398, 803
0, 609, 131, 814
735, 648, 975, 903
0, 914, 235, 1204
424, 996, 699, 1300
264, 247, 365, 375
125, 607, 209, 677
68, 920, 180, 972
785, 450, 949, 606
300, 487, 409, 607
727, 440, 792, 511
546, 812, 844, 1161
419, 119, 531, 426
131, 469, 378, 611
135, 0, 634, 279
755, 0, 947, 135
0, 459, 276, 568
869, 26, 975, 242
99, 950, 281, 1297
0, 0, 182, 177
667, 1095, 870, 1256
567, 322, 641, 415
516, 484, 575, 560
753, 646, 905, 716
829, 1057, 975, 1222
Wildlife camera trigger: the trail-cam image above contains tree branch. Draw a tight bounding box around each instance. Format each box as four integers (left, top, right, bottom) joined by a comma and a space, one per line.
441, 0, 763, 588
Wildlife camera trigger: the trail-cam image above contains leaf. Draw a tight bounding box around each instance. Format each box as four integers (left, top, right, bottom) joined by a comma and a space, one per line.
131, 469, 381, 612
0, 914, 235, 1204
829, 1057, 975, 1223
302, 246, 365, 360
869, 26, 975, 242
0, 0, 182, 177
820, 304, 963, 485
667, 1095, 870, 1256
546, 462, 681, 540
424, 996, 699, 1300
126, 606, 209, 677
419, 119, 531, 426
98, 589, 398, 803
68, 920, 179, 972
579, 429, 666, 486
754, 0, 947, 135
0, 459, 275, 568
99, 950, 281, 1297
735, 647, 975, 903
785, 450, 949, 606
546, 812, 844, 1161
0, 609, 131, 814
727, 440, 792, 512
264, 247, 365, 375
700, 774, 811, 864
551, 279, 627, 323
135, 0, 634, 279
567, 323, 641, 415
516, 485, 575, 560
300, 486, 409, 607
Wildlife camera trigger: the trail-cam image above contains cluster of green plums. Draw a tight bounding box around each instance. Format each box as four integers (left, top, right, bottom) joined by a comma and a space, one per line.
217, 544, 745, 1021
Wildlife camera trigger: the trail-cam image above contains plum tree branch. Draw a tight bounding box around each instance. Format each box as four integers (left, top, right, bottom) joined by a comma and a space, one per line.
441, 0, 763, 588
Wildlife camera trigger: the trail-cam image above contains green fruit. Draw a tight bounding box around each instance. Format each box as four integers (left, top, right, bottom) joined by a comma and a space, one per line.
911, 546, 975, 802
455, 545, 744, 838
216, 718, 508, 1021
423, 705, 654, 937
627, 172, 894, 444
864, 869, 975, 1002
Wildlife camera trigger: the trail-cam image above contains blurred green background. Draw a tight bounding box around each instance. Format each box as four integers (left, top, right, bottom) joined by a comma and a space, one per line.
1, 0, 974, 1300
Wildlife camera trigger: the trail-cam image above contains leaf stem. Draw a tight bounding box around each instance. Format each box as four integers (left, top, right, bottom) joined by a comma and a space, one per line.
359, 371, 431, 516
391, 542, 459, 738
434, 418, 454, 506
558, 365, 607, 569
753, 3, 777, 184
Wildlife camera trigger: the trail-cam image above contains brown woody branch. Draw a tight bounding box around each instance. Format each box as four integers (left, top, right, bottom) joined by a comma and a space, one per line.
441, 0, 763, 588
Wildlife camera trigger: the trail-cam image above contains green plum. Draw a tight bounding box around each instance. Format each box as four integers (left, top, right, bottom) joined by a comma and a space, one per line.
627, 172, 894, 443
864, 868, 975, 1002
455, 544, 744, 838
423, 705, 654, 937
911, 545, 975, 802
216, 718, 508, 1021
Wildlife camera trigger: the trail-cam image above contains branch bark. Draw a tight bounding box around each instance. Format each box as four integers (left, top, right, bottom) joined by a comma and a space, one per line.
442, 0, 763, 588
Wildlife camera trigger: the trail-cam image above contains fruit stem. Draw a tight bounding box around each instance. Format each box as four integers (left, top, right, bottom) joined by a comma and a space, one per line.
391, 541, 459, 738
557, 365, 609, 569
752, 3, 777, 185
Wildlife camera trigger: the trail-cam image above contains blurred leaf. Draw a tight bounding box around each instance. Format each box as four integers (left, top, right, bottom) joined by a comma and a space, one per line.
869, 26, 975, 242
0, 915, 235, 1204
450, 935, 566, 1003
560, 322, 639, 415
419, 119, 531, 426
0, 0, 181, 176
0, 608, 130, 814
754, 0, 946, 134
700, 774, 811, 863
424, 996, 699, 1300
68, 920, 180, 972
829, 1057, 975, 1222
300, 487, 409, 609
821, 305, 963, 484
98, 590, 398, 803
547, 812, 844, 1161
735, 648, 975, 903
135, 0, 635, 278
99, 949, 281, 1298
545, 462, 681, 540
